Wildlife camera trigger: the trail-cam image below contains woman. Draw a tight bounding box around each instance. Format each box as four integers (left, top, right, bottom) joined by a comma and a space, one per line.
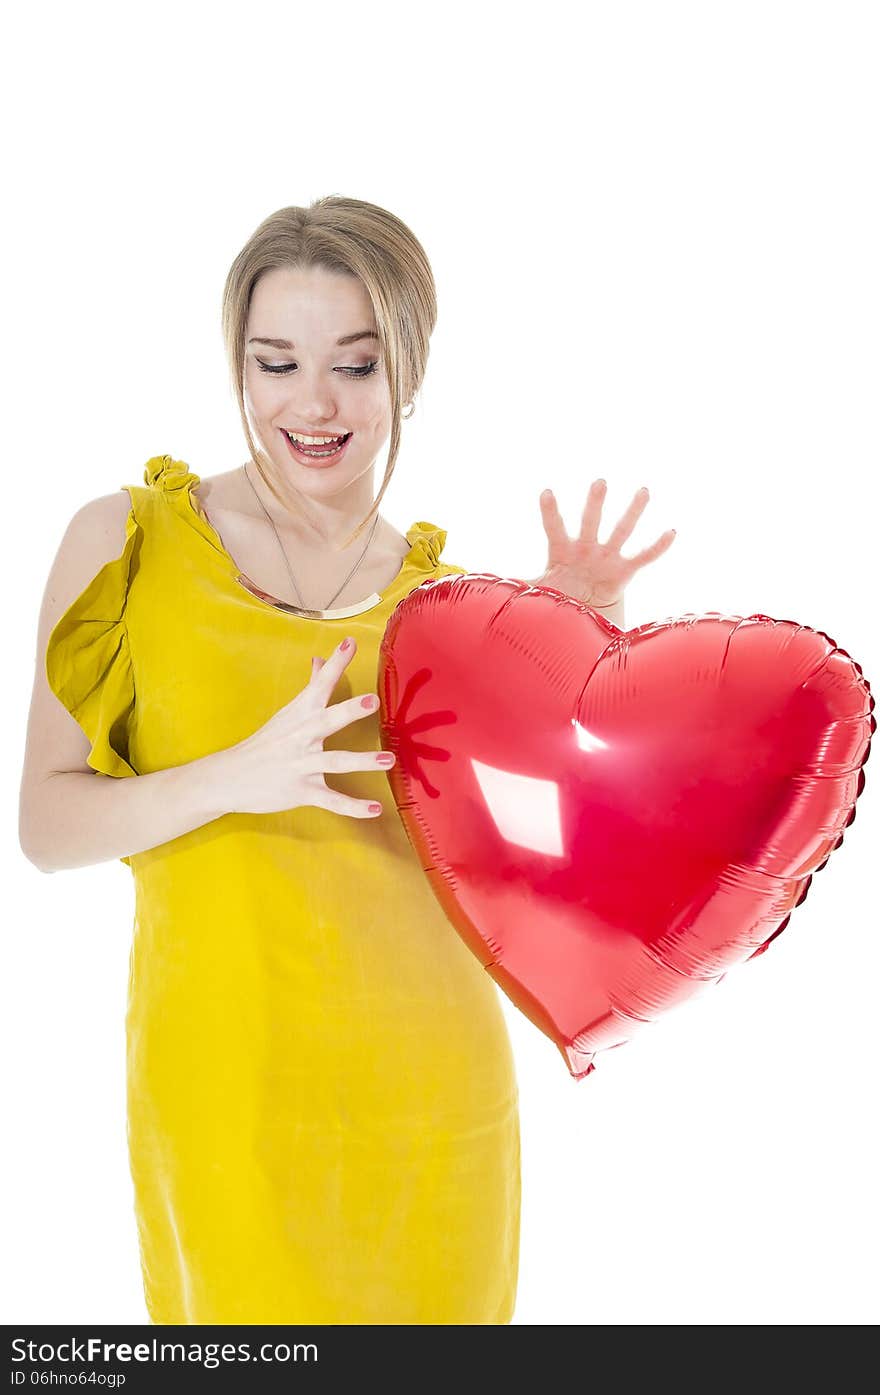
20, 196, 674, 1324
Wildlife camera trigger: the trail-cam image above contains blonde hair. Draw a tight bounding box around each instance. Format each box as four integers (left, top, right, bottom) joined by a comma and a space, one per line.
220, 196, 437, 551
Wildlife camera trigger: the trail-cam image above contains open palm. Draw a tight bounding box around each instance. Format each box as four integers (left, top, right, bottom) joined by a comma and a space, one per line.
534, 480, 676, 609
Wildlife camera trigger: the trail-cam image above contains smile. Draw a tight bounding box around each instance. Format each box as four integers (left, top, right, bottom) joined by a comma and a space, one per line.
281, 429, 353, 467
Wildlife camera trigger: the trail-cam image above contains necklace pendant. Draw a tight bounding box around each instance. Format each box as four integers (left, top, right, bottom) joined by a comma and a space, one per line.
235, 570, 383, 618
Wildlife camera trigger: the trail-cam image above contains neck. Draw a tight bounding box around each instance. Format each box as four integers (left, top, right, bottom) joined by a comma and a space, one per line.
243, 461, 379, 553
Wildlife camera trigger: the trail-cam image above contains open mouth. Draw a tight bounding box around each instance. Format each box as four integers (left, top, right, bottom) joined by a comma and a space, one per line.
281, 429, 353, 464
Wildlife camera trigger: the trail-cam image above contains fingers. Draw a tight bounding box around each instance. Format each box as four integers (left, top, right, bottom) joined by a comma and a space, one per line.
304, 748, 396, 775
317, 790, 384, 819
313, 635, 358, 684
298, 774, 384, 818
539, 489, 570, 550
309, 638, 352, 696
599, 487, 646, 553
317, 692, 381, 739
578, 479, 607, 545
628, 529, 677, 568
308, 637, 383, 740
299, 745, 389, 818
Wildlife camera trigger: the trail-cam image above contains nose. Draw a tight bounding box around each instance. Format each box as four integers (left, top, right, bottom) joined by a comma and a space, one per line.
283, 374, 340, 426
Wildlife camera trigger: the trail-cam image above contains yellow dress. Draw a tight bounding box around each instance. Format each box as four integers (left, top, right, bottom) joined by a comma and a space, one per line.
45, 454, 520, 1325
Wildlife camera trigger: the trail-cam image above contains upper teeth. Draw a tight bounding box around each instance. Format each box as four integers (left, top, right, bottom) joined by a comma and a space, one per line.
285, 430, 347, 445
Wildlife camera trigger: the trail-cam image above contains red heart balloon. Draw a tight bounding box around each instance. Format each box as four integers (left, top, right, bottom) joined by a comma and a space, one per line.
378, 575, 875, 1079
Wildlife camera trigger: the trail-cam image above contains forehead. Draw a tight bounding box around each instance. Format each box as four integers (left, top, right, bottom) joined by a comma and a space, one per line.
248, 264, 374, 332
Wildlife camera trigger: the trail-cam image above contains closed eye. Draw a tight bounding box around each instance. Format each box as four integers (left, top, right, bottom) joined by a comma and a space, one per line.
256, 360, 379, 379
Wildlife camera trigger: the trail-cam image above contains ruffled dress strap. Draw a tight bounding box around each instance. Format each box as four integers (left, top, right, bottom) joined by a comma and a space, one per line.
405, 521, 449, 571
404, 521, 469, 582
44, 493, 144, 867
142, 453, 232, 561
45, 497, 141, 784
143, 452, 200, 495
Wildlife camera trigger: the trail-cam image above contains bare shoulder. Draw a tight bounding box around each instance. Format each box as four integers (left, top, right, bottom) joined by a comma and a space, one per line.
193, 467, 245, 511
69, 487, 133, 541
33, 490, 135, 668
46, 490, 134, 618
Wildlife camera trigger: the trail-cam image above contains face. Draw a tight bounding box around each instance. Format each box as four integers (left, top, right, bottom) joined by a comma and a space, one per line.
243, 264, 391, 502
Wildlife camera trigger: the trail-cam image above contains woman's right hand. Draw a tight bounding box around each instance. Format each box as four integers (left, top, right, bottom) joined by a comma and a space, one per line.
214, 636, 395, 818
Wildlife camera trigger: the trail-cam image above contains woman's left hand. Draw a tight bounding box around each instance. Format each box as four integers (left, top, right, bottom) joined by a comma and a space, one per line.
531, 480, 676, 609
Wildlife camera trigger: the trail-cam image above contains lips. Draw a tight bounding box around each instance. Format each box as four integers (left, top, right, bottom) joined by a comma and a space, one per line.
281, 428, 353, 467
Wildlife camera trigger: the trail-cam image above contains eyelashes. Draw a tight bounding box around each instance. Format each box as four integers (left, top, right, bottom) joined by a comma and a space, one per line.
256, 360, 379, 379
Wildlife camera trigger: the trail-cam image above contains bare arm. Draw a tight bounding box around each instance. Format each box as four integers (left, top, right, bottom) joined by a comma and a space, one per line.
22, 755, 236, 873
19, 491, 235, 872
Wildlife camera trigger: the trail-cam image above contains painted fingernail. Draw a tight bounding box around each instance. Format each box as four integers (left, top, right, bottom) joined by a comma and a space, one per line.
377, 753, 395, 765
340, 637, 353, 652
369, 803, 382, 815
362, 695, 379, 709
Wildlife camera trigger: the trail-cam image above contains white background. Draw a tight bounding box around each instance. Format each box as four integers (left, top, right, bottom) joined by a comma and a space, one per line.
4, 0, 878, 1326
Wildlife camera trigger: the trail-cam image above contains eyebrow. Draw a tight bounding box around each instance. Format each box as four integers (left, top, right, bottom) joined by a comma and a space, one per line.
247, 330, 380, 349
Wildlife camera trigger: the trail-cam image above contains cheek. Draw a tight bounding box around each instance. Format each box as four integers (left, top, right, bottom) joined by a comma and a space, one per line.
243, 370, 265, 418
358, 386, 392, 432
244, 369, 280, 414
